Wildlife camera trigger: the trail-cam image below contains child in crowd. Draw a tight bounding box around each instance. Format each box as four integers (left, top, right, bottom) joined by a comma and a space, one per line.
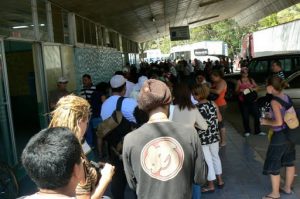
192, 83, 225, 193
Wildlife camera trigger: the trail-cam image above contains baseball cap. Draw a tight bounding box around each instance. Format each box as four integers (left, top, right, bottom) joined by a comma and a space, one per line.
122, 67, 129, 73
57, 77, 68, 83
110, 75, 126, 88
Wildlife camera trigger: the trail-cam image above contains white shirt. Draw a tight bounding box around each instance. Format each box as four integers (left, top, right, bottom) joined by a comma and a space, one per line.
125, 80, 135, 98
101, 95, 137, 123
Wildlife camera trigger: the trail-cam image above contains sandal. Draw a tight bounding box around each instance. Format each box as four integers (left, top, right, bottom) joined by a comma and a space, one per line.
262, 195, 280, 199
279, 187, 293, 195
201, 187, 215, 193
217, 182, 225, 189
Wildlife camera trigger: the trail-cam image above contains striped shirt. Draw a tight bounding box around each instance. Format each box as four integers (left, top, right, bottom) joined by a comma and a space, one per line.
80, 85, 96, 101
273, 71, 285, 80
76, 154, 99, 195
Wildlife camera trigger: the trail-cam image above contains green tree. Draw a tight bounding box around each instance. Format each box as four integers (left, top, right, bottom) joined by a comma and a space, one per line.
143, 3, 300, 58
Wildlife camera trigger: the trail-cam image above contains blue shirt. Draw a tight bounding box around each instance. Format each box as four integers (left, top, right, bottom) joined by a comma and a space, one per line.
100, 95, 137, 123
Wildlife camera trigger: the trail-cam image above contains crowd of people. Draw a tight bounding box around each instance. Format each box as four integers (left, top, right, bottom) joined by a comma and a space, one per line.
21, 58, 297, 199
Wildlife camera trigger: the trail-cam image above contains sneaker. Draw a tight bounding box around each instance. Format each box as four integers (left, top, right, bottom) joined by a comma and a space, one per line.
244, 132, 250, 137
258, 132, 266, 136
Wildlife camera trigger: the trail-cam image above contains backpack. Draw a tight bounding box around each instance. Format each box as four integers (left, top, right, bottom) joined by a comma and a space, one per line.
273, 96, 299, 129
96, 97, 135, 159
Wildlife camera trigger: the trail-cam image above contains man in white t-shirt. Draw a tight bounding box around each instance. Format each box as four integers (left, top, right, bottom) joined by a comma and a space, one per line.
101, 75, 137, 123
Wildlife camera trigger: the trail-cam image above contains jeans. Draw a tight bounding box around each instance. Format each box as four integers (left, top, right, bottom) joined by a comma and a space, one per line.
238, 101, 261, 134
192, 184, 201, 199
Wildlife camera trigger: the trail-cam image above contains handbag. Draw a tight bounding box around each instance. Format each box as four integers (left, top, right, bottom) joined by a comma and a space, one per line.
243, 89, 257, 103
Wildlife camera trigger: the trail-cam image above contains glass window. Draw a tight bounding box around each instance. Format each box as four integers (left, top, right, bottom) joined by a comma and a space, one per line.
295, 57, 300, 71
90, 23, 97, 45
122, 37, 128, 52
37, 0, 48, 41
109, 31, 117, 48
84, 19, 91, 44
288, 75, 300, 89
96, 25, 103, 46
51, 4, 64, 43
175, 51, 191, 60
253, 60, 268, 73
76, 15, 84, 43
62, 10, 70, 44
278, 58, 292, 72
0, 1, 35, 40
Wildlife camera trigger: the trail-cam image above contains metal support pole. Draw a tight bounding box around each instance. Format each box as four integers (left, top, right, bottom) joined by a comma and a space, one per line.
68, 13, 77, 45
46, 1, 54, 42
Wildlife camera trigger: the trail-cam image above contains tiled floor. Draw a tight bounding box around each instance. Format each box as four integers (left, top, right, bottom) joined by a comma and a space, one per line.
201, 122, 299, 199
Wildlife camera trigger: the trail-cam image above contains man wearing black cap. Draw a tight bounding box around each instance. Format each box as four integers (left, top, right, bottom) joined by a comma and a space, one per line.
123, 79, 207, 199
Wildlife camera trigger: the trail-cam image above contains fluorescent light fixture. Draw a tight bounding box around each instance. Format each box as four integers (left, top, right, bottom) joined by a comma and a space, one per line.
199, 0, 223, 7
30, 24, 46, 27
188, 15, 219, 25
12, 25, 29, 29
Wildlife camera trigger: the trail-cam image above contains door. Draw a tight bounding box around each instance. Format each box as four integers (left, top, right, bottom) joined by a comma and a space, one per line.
0, 39, 17, 166
4, 40, 41, 159
42, 44, 76, 111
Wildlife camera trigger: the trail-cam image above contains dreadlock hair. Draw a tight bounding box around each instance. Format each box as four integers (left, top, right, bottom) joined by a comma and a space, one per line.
49, 95, 90, 141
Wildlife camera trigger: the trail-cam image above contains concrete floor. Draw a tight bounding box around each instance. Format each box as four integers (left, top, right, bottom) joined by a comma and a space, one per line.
224, 101, 300, 198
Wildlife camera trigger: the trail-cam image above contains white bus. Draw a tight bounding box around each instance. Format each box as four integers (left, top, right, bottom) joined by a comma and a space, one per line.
169, 41, 228, 62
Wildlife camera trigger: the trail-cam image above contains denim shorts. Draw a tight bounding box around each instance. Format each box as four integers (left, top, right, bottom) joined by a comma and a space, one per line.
263, 142, 295, 175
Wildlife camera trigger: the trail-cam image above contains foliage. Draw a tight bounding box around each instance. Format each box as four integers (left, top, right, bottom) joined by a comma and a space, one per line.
143, 3, 300, 57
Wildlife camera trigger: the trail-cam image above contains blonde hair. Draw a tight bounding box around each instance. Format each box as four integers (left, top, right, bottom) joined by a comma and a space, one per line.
192, 84, 210, 100
49, 95, 90, 140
